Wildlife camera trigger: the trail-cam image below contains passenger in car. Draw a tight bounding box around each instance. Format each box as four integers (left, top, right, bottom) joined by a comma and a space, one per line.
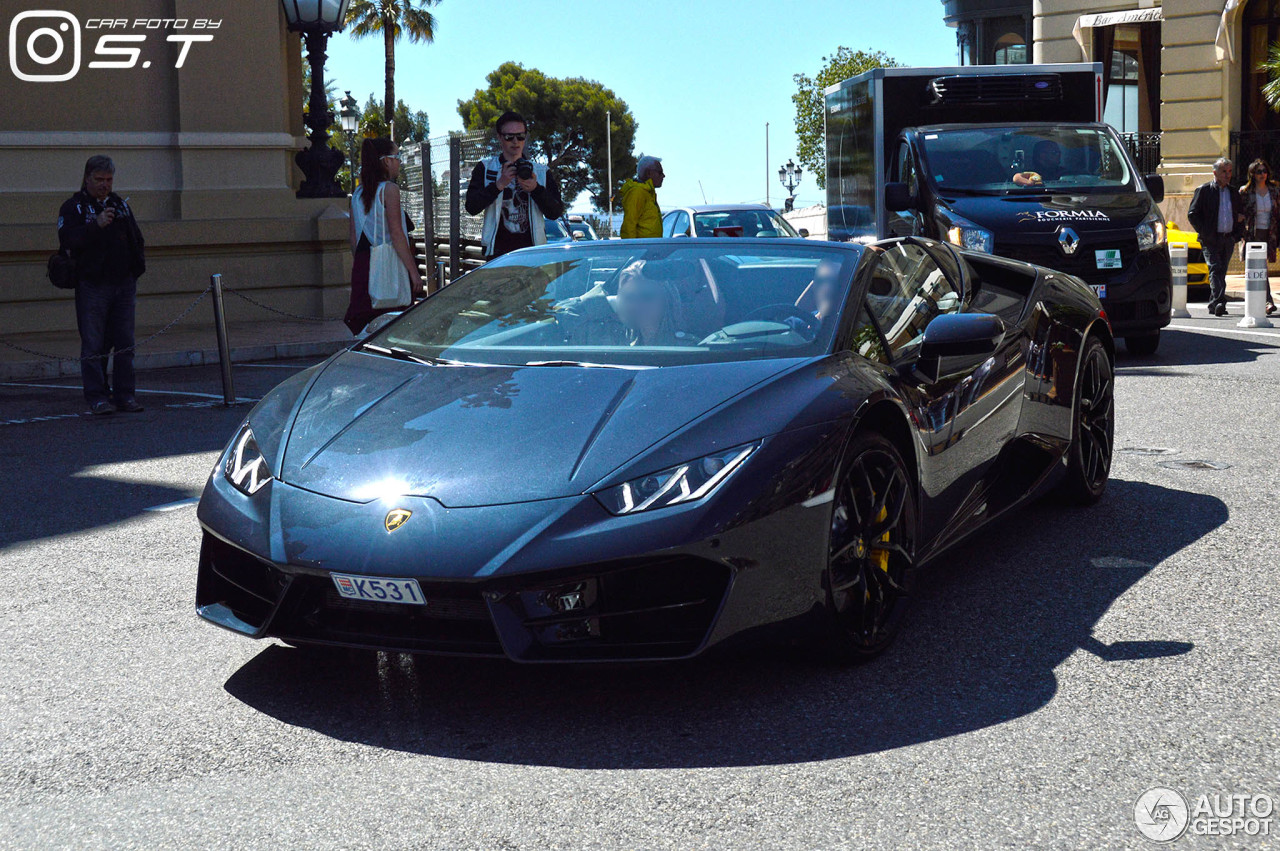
615, 261, 696, 346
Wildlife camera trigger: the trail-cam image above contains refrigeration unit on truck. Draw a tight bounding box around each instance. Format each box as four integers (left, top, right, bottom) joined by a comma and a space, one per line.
825, 63, 1171, 355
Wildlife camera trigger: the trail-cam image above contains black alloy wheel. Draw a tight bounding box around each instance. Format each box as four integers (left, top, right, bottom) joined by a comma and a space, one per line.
825, 432, 917, 661
1058, 335, 1114, 505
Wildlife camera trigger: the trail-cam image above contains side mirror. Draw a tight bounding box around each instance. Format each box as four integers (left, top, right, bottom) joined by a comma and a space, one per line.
884, 182, 915, 212
798, 228, 811, 238
1144, 174, 1165, 204
914, 313, 1005, 383
572, 231, 585, 240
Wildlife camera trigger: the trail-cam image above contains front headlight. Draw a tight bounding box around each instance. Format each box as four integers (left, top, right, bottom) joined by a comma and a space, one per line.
1136, 210, 1166, 251
596, 443, 758, 515
943, 212, 994, 254
223, 423, 273, 496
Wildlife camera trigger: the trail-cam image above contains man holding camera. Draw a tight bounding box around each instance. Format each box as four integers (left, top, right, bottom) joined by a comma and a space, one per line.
465, 111, 565, 261
57, 155, 146, 415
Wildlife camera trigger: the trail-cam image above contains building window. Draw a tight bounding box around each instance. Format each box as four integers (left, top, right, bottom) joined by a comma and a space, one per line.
993, 31, 1028, 65
1104, 45, 1140, 132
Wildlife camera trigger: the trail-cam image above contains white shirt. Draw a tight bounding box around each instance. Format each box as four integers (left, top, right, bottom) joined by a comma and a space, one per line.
1256, 189, 1271, 231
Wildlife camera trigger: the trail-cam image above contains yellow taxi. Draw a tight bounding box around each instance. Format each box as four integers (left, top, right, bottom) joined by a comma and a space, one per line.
1165, 222, 1209, 295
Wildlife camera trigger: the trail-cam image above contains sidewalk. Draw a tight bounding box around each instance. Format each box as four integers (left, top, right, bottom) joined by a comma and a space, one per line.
0, 316, 354, 381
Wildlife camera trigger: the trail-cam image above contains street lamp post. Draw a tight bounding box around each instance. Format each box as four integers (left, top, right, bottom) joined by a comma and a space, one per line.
778, 158, 803, 213
280, 0, 352, 199
339, 90, 359, 193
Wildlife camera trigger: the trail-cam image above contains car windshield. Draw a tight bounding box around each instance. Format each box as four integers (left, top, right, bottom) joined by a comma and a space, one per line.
692, 210, 799, 238
545, 218, 572, 241
919, 126, 1135, 194
367, 242, 860, 367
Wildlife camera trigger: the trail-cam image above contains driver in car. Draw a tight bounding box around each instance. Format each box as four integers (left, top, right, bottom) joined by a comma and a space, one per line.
1013, 140, 1066, 187
795, 258, 844, 321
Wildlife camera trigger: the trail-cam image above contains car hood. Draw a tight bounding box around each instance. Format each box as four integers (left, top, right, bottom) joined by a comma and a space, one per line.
940, 190, 1154, 234
275, 351, 798, 506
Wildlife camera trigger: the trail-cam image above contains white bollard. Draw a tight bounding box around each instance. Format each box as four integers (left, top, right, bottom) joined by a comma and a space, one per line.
1168, 242, 1190, 318
1239, 241, 1274, 328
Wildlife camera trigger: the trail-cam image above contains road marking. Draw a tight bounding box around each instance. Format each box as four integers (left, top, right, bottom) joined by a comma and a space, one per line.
145, 497, 201, 513
1167, 323, 1280, 342
0, 382, 258, 402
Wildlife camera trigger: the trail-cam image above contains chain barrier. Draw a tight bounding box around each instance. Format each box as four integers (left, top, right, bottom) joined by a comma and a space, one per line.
1, 278, 338, 368
0, 286, 212, 363
221, 285, 332, 323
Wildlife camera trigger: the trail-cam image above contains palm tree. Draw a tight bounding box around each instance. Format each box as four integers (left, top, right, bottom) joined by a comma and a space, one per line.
345, 0, 439, 141
1262, 43, 1280, 112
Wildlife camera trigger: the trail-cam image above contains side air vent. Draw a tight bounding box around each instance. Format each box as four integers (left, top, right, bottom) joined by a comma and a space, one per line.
928, 74, 1062, 105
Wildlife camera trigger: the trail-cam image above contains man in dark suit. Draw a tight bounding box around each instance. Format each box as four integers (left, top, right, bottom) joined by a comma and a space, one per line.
1188, 158, 1245, 316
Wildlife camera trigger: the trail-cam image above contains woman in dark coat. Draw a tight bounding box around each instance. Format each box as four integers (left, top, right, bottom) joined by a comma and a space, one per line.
345, 137, 427, 334
1239, 158, 1280, 315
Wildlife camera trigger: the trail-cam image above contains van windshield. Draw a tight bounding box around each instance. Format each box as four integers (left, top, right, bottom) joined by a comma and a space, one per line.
918, 126, 1135, 195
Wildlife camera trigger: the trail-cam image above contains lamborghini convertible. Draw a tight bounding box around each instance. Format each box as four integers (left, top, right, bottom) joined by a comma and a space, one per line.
196, 236, 1114, 662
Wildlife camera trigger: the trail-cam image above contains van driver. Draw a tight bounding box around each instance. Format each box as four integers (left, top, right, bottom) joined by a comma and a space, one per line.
1013, 140, 1065, 186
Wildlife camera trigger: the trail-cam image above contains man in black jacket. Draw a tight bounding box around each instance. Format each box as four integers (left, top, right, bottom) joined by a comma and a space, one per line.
58, 155, 146, 414
1188, 158, 1244, 316
464, 111, 565, 261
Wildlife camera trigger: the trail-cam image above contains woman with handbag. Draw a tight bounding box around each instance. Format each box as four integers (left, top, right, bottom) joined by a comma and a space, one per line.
1239, 157, 1279, 315
345, 137, 427, 334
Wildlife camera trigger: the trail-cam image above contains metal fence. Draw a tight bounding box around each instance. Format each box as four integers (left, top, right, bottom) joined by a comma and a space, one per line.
397, 130, 490, 287
1119, 132, 1162, 175
1230, 130, 1280, 180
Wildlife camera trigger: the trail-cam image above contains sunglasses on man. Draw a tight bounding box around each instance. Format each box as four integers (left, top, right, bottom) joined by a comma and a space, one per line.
501, 133, 527, 142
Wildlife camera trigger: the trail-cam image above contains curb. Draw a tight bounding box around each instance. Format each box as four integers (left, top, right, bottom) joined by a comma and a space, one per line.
0, 338, 353, 382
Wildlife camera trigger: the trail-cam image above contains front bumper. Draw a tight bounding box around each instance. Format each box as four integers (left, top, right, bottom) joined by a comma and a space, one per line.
195, 428, 837, 662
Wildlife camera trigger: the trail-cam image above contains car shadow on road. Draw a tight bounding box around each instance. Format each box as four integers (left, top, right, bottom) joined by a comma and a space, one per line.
1117, 325, 1280, 371
224, 478, 1223, 769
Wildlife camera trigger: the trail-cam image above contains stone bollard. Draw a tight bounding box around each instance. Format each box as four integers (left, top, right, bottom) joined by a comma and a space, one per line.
1239, 242, 1274, 329
1168, 242, 1190, 318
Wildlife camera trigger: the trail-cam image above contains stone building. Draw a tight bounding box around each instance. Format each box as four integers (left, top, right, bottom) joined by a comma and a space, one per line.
1, 0, 350, 339
942, 0, 1280, 225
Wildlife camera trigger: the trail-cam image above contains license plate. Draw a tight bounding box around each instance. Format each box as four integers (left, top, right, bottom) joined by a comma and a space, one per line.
331, 573, 425, 605
1095, 249, 1122, 270
1090, 284, 1107, 299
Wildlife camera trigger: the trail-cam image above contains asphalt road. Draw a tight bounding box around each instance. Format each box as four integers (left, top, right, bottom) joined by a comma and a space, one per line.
1, 318, 1278, 850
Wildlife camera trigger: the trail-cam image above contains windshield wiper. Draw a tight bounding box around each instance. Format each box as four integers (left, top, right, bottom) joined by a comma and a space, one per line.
360, 343, 462, 366
523, 360, 648, 370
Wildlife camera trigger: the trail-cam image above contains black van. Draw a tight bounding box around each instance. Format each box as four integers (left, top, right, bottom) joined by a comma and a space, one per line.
826, 66, 1171, 354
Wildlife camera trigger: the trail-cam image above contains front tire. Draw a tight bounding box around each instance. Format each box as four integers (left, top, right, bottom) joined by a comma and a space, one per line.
823, 432, 918, 662
1057, 335, 1114, 505
1124, 331, 1160, 356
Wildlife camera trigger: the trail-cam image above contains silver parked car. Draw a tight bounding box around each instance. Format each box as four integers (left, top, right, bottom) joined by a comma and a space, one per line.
661, 204, 807, 239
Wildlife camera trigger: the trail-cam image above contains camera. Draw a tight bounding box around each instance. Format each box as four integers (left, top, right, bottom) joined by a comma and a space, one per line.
514, 158, 535, 181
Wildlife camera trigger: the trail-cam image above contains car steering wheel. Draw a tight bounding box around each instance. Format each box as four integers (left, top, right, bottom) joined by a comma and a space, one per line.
743, 303, 821, 333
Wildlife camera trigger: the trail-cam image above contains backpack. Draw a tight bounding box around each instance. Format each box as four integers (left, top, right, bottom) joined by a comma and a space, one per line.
47, 248, 77, 289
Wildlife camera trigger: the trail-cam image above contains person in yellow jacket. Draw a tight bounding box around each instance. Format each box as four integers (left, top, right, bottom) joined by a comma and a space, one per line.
619, 155, 664, 239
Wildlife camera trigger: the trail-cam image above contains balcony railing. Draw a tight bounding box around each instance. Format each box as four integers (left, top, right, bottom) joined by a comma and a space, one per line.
1119, 132, 1162, 175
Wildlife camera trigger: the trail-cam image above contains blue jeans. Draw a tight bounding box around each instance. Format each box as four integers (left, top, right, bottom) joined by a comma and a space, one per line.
75, 277, 136, 404
1201, 238, 1235, 307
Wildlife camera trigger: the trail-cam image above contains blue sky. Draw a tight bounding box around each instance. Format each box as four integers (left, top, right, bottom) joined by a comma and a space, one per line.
322, 0, 958, 213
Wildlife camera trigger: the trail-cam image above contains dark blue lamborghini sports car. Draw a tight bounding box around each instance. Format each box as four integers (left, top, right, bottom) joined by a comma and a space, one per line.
196, 237, 1114, 662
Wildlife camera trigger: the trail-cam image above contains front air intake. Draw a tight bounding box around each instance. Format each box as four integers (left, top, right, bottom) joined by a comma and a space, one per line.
928, 74, 1063, 105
